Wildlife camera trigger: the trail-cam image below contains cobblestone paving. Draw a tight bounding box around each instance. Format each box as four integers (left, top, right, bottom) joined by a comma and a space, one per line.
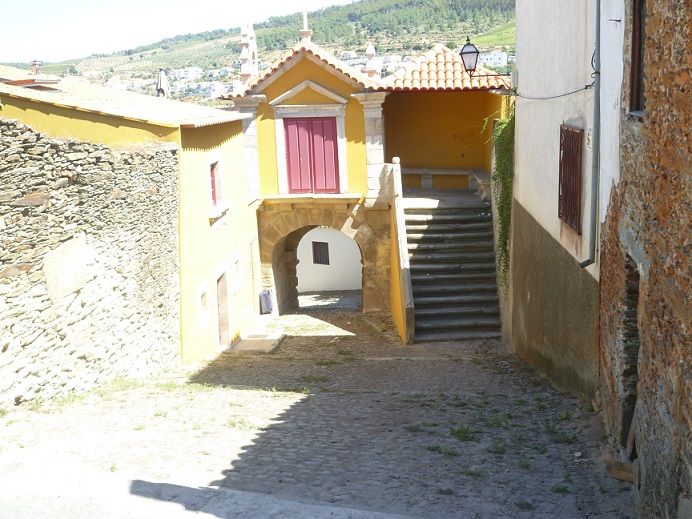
0, 310, 634, 518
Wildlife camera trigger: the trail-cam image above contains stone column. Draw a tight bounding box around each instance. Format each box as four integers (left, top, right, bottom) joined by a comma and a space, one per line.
233, 95, 267, 201
352, 92, 388, 208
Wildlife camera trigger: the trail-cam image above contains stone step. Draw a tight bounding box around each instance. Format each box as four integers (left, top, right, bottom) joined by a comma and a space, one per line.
404, 213, 492, 224
415, 316, 501, 331
409, 262, 496, 274
405, 222, 493, 233
412, 282, 498, 296
414, 329, 502, 343
415, 305, 500, 317
404, 205, 490, 215
406, 231, 494, 242
414, 293, 499, 307
408, 240, 495, 252
411, 271, 497, 283
408, 251, 496, 262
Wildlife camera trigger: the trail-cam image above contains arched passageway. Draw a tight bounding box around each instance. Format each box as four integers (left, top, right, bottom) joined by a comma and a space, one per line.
256, 201, 391, 317
295, 227, 362, 310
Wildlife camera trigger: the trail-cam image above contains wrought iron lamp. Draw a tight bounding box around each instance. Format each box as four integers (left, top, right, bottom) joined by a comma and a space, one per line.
459, 37, 509, 78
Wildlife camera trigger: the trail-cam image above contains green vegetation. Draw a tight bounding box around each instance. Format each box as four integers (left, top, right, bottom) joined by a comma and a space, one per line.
460, 465, 487, 479
491, 105, 515, 288
487, 438, 507, 454
427, 445, 460, 457
451, 424, 476, 441
3, 1, 515, 79
314, 358, 340, 366
227, 417, 263, 430
473, 19, 516, 48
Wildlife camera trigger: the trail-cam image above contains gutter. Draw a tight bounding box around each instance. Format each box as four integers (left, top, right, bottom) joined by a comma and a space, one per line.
580, 0, 601, 269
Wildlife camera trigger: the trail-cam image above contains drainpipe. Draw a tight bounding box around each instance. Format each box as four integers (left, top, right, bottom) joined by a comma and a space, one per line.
580, 0, 601, 269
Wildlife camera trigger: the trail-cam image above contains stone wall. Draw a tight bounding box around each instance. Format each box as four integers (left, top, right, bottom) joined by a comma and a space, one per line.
0, 118, 180, 407
598, 1, 690, 516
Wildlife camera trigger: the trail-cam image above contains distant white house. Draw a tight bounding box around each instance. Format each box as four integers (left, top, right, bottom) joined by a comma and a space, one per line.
479, 50, 508, 68
296, 227, 362, 293
170, 67, 204, 81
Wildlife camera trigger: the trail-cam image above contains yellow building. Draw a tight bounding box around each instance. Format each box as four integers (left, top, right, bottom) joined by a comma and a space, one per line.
227, 31, 510, 344
0, 69, 259, 364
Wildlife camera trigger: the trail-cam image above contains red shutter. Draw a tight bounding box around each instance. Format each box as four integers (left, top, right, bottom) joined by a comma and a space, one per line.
285, 117, 339, 194
285, 118, 313, 193
210, 162, 218, 208
311, 117, 339, 193
558, 125, 583, 233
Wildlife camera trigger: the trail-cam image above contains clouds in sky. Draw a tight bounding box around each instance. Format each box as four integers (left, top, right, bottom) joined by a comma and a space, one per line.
1, 0, 354, 63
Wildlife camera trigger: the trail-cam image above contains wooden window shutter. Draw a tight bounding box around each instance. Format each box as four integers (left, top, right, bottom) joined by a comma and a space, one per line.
312, 241, 329, 265
558, 124, 583, 233
210, 162, 219, 209
629, 0, 646, 112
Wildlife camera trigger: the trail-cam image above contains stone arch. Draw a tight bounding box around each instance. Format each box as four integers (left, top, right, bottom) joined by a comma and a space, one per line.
257, 202, 390, 316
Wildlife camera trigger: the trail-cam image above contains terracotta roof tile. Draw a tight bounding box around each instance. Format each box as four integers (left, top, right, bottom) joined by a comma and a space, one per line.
381, 44, 511, 92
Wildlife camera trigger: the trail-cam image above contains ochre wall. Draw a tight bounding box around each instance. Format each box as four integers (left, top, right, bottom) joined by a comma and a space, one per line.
389, 207, 407, 343
254, 58, 367, 195
510, 200, 599, 398
178, 122, 260, 363
383, 91, 502, 173
0, 95, 180, 146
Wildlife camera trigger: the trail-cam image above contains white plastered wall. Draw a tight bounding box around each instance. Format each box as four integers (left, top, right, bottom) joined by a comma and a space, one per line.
599, 0, 625, 221
296, 227, 362, 293
514, 0, 597, 275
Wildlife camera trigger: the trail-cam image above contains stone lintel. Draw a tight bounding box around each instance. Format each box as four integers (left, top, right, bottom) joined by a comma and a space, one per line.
233, 95, 267, 111
352, 92, 388, 108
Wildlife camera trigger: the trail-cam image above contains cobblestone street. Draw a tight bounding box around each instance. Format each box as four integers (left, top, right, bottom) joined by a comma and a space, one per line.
0, 310, 634, 518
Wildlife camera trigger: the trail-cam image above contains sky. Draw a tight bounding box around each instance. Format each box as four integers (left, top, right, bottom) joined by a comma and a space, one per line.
0, 0, 355, 63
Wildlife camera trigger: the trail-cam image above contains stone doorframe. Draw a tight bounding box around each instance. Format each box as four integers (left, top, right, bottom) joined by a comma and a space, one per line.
257, 199, 391, 315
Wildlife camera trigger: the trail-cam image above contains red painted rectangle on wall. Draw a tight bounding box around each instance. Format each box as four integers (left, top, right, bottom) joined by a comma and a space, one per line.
285, 117, 339, 194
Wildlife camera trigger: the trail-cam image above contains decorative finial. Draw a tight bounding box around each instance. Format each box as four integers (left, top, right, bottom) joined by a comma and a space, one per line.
300, 7, 313, 44
365, 43, 379, 78
238, 23, 259, 91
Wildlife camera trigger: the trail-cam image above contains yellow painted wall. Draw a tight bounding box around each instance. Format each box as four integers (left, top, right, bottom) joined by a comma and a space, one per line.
178, 122, 260, 363
0, 95, 180, 146
383, 91, 503, 173
432, 174, 470, 190
389, 207, 407, 343
254, 57, 367, 195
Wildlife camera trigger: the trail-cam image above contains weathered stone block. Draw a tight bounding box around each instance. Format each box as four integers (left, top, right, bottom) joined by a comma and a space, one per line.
12, 192, 49, 207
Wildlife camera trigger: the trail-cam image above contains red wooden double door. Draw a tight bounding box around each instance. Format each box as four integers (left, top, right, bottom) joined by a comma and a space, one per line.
284, 117, 340, 194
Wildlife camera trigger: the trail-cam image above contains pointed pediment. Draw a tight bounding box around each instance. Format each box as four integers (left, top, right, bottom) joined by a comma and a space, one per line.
269, 80, 348, 106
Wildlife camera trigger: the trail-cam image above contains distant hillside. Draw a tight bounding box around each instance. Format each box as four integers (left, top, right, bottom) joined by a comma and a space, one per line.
16, 0, 514, 78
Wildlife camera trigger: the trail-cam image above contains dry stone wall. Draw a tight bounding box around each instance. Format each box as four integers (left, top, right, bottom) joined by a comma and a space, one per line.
598, 1, 690, 516
0, 118, 180, 407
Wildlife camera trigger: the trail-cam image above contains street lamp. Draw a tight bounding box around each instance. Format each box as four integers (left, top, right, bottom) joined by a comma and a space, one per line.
459, 37, 480, 75
459, 36, 510, 78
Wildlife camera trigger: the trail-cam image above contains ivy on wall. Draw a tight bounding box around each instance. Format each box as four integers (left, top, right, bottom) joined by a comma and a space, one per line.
491, 105, 515, 287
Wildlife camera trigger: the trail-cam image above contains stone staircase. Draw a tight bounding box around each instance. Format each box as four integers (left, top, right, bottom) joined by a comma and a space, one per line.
405, 193, 501, 342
